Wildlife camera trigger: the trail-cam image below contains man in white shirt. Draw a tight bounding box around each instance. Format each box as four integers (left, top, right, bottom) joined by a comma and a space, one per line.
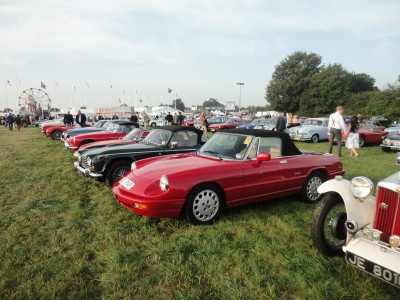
328, 106, 346, 157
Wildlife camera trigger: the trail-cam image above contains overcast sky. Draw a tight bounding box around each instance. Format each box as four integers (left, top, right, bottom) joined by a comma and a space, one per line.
1, 0, 399, 111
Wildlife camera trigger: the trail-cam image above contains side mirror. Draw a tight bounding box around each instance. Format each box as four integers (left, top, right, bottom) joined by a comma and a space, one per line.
257, 152, 271, 162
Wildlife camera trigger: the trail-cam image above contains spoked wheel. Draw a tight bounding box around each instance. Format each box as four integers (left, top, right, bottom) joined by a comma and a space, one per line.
311, 193, 346, 257
51, 130, 62, 140
184, 184, 223, 225
106, 160, 131, 187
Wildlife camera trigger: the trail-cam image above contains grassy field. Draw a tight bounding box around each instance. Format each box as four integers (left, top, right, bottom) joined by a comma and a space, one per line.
0, 126, 398, 299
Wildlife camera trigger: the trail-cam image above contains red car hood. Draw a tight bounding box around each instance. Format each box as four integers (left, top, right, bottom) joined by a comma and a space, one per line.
133, 152, 225, 180
79, 139, 133, 151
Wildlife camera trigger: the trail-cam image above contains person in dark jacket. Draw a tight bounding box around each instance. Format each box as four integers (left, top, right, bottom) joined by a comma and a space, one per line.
130, 113, 138, 122
75, 110, 87, 127
275, 112, 286, 132
6, 113, 14, 130
64, 111, 74, 126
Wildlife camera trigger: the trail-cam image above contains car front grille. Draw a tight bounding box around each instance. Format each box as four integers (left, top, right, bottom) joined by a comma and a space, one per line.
80, 156, 91, 169
374, 186, 400, 242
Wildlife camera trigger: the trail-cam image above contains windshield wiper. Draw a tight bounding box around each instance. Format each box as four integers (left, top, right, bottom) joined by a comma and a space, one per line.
202, 150, 223, 160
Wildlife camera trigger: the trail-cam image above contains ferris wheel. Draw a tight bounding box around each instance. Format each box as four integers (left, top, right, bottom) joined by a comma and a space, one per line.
18, 88, 51, 114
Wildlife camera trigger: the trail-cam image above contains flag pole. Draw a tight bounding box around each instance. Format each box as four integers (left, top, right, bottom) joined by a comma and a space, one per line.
4, 79, 8, 112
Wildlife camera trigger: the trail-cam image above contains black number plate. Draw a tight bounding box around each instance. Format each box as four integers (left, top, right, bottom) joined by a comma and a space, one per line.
346, 251, 400, 287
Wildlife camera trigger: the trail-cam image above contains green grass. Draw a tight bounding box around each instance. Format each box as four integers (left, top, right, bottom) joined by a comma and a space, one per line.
0, 126, 398, 299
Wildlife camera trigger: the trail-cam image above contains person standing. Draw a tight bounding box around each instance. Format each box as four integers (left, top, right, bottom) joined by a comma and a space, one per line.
199, 112, 207, 135
177, 112, 184, 126
173, 112, 178, 125
328, 106, 347, 157
165, 112, 173, 125
130, 113, 138, 123
345, 116, 360, 157
75, 110, 87, 127
142, 111, 150, 129
14, 115, 22, 131
275, 112, 286, 132
63, 111, 74, 126
6, 113, 14, 130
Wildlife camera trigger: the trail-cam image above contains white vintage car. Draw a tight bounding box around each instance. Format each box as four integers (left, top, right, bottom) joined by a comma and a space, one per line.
289, 117, 329, 143
311, 155, 400, 288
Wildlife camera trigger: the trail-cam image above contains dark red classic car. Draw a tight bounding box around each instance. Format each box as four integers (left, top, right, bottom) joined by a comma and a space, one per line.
44, 123, 92, 140
208, 117, 249, 132
75, 128, 149, 154
329, 123, 387, 147
113, 130, 345, 225
65, 122, 139, 151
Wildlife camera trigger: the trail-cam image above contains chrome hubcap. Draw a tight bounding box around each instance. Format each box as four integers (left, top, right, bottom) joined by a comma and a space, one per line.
192, 189, 219, 221
307, 177, 322, 201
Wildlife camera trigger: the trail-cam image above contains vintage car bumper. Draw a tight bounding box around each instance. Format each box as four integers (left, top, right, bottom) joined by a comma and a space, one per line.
343, 237, 400, 287
380, 144, 400, 151
73, 161, 103, 178
290, 132, 311, 141
112, 184, 184, 218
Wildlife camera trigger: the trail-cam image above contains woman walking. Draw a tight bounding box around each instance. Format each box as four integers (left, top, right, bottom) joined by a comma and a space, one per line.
345, 116, 360, 157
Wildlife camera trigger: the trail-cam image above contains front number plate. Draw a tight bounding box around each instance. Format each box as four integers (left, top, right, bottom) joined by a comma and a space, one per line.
120, 177, 135, 190
346, 251, 400, 287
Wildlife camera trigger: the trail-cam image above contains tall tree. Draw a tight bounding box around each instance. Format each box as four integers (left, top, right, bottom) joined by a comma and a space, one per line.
266, 51, 322, 112
171, 98, 186, 112
202, 98, 224, 110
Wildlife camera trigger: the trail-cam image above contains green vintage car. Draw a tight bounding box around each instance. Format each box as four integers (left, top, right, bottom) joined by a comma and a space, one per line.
74, 126, 206, 187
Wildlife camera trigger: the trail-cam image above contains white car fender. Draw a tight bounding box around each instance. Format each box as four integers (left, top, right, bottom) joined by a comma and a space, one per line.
318, 176, 376, 242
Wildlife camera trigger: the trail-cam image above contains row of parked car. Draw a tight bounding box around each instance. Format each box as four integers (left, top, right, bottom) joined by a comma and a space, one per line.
39, 117, 400, 288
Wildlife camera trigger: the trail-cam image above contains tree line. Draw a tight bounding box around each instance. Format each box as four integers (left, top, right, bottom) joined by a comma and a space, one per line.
265, 51, 400, 120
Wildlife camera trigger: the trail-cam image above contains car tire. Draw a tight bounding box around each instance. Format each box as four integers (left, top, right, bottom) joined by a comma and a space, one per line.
301, 171, 324, 203
51, 130, 62, 140
105, 160, 131, 187
184, 184, 223, 225
359, 135, 365, 147
311, 134, 319, 143
311, 192, 346, 257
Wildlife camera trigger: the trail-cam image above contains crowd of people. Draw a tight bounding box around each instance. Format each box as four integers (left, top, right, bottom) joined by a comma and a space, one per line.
1, 113, 37, 131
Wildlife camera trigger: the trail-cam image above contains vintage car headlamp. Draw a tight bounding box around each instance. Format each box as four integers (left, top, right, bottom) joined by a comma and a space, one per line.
131, 161, 137, 170
160, 175, 169, 192
382, 138, 391, 145
389, 235, 400, 247
350, 176, 374, 199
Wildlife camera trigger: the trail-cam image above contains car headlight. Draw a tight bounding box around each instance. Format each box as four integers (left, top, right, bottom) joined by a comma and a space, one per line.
131, 161, 137, 170
73, 137, 76, 143
350, 176, 374, 199
383, 138, 391, 145
160, 175, 169, 192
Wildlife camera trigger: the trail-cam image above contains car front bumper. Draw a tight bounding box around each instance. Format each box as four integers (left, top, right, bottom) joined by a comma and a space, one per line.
64, 141, 78, 149
112, 184, 184, 218
290, 133, 311, 141
343, 237, 400, 287
380, 144, 400, 151
73, 161, 103, 178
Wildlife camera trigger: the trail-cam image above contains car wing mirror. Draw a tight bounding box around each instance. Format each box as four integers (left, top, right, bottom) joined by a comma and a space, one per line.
257, 152, 271, 162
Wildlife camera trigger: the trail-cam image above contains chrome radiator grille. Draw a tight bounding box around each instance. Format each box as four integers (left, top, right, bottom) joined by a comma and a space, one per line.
80, 156, 91, 169
374, 186, 400, 242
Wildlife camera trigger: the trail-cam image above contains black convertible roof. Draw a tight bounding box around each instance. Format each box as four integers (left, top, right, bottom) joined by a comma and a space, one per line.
118, 122, 140, 127
158, 125, 204, 135
220, 129, 302, 156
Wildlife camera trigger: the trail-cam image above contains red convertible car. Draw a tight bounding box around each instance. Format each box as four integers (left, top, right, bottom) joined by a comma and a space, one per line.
44, 123, 92, 140
112, 130, 345, 225
208, 118, 249, 132
75, 127, 149, 154
65, 122, 139, 151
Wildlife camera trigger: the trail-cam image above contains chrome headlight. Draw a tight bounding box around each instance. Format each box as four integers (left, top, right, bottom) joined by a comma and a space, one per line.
383, 138, 391, 145
131, 161, 137, 170
160, 175, 169, 192
350, 176, 374, 199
